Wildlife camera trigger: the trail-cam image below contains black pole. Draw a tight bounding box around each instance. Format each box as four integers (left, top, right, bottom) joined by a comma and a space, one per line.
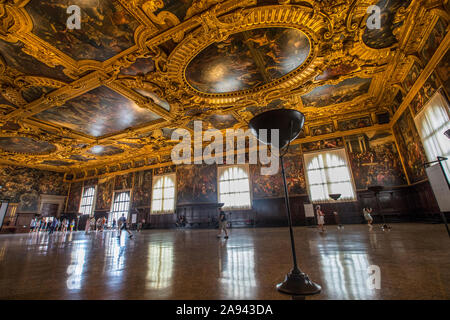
280, 154, 299, 272
436, 157, 450, 238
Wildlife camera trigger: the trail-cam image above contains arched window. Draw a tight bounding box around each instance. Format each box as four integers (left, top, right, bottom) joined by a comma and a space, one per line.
304, 148, 356, 203
151, 173, 176, 214
218, 165, 251, 210
414, 91, 450, 178
110, 191, 131, 223
79, 186, 95, 215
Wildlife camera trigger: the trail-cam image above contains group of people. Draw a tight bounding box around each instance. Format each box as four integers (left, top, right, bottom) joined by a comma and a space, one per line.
29, 218, 75, 234
315, 205, 386, 232
175, 210, 230, 239
84, 216, 107, 234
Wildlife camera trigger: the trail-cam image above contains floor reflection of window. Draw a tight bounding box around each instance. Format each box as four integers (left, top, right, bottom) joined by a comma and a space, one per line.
318, 248, 375, 300
66, 244, 86, 290
146, 242, 173, 290
219, 245, 257, 299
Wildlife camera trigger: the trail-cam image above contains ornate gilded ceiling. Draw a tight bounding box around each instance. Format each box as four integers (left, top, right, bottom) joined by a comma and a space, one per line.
0, 0, 448, 178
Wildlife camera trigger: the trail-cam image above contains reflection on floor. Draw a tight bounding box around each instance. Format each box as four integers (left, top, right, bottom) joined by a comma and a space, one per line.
0, 223, 449, 300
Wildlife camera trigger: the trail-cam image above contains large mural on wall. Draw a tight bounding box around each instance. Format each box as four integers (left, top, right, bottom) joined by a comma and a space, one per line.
435, 50, 449, 97
0, 165, 67, 213
410, 71, 442, 115
301, 137, 345, 153
34, 86, 161, 137
393, 109, 427, 183
95, 177, 114, 211
185, 27, 310, 93
132, 169, 152, 208
301, 77, 371, 108
345, 130, 407, 190
337, 116, 372, 131
362, 0, 412, 49
177, 164, 217, 204
66, 181, 82, 213
250, 145, 307, 198
421, 17, 448, 61
114, 172, 133, 190
250, 161, 283, 199
26, 0, 140, 61
403, 61, 422, 93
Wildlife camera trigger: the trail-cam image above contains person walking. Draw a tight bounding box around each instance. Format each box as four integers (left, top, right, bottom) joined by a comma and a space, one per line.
118, 214, 133, 239
85, 217, 91, 234
30, 217, 37, 233
363, 207, 373, 230
217, 209, 229, 239
112, 218, 117, 230
70, 220, 75, 232
316, 205, 326, 232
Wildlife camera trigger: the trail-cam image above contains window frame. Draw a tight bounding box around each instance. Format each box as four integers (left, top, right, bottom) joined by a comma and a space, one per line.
217, 164, 253, 211
414, 89, 450, 178
79, 185, 96, 216
151, 173, 177, 215
303, 148, 357, 203
109, 189, 132, 223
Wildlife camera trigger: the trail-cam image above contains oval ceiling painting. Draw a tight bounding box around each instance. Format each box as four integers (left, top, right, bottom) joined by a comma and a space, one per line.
0, 137, 56, 154
185, 27, 310, 94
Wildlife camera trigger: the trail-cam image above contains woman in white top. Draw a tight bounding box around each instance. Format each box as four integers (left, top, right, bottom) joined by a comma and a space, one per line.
363, 207, 373, 230
316, 205, 325, 232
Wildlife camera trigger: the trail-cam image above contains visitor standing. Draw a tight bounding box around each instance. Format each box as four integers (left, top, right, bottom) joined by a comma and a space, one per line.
217, 209, 229, 239
316, 205, 326, 232
363, 207, 373, 230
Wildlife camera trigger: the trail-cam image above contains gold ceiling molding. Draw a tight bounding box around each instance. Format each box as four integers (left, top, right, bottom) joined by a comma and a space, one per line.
0, 0, 446, 173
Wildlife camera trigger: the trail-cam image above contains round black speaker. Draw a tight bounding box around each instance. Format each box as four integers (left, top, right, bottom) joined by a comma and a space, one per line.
248, 109, 305, 149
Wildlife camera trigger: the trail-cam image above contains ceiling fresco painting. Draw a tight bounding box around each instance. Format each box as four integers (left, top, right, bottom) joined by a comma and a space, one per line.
133, 88, 171, 111
362, 0, 412, 49
120, 58, 156, 76
34, 86, 161, 137
301, 77, 372, 108
0, 137, 56, 154
87, 145, 124, 157
207, 114, 239, 130
315, 63, 359, 81
0, 40, 71, 82
185, 28, 310, 93
26, 0, 140, 61
0, 0, 446, 176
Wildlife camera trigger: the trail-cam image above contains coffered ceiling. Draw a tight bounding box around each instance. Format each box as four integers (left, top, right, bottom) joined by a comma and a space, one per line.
0, 0, 448, 177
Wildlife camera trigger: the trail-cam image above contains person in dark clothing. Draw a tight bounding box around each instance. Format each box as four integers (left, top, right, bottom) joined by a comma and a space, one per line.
217, 209, 229, 239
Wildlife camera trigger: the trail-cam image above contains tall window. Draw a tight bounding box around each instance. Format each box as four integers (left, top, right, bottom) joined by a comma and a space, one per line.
414, 91, 450, 178
151, 174, 176, 214
304, 148, 356, 203
218, 165, 251, 210
110, 191, 131, 223
79, 186, 95, 215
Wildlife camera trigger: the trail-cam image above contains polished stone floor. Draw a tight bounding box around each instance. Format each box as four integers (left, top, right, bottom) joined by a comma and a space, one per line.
0, 223, 449, 300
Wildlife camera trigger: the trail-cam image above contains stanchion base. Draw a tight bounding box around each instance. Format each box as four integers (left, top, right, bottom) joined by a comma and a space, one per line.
276, 269, 321, 296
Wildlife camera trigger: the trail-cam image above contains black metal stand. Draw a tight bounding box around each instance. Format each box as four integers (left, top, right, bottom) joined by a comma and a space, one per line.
276, 155, 322, 296
424, 156, 450, 238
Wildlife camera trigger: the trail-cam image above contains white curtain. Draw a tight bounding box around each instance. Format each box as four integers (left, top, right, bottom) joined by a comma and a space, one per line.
414, 91, 450, 178
218, 165, 252, 210
151, 174, 176, 214
304, 148, 356, 203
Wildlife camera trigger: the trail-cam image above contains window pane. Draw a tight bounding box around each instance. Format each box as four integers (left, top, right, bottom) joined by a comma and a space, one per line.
218, 165, 251, 210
